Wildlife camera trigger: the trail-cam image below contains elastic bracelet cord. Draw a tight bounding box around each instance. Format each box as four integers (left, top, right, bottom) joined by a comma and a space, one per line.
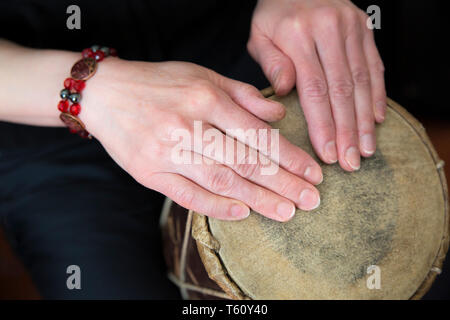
57, 45, 117, 139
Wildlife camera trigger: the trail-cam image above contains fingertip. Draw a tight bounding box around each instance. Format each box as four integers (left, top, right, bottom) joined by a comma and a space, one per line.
375, 114, 385, 124
299, 188, 321, 211
304, 164, 323, 185
322, 141, 338, 164
359, 134, 376, 157
265, 100, 286, 122
273, 69, 295, 96
275, 201, 296, 222
361, 148, 376, 158
342, 146, 361, 172
229, 201, 251, 220
375, 101, 386, 123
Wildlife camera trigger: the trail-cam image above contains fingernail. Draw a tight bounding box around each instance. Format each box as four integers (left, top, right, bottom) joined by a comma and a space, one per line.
299, 189, 321, 211
230, 203, 250, 219
304, 165, 323, 185
376, 101, 386, 121
345, 147, 361, 171
276, 202, 296, 221
324, 141, 338, 164
360, 134, 375, 156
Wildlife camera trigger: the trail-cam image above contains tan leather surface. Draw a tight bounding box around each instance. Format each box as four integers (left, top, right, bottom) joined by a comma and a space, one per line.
161, 88, 449, 300
208, 90, 448, 299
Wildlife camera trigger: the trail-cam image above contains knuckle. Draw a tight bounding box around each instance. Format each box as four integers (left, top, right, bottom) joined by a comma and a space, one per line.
371, 60, 385, 74
234, 150, 260, 179
358, 121, 375, 135
191, 80, 221, 107
330, 79, 354, 98
317, 7, 340, 25
209, 167, 236, 194
357, 9, 370, 22
352, 68, 371, 86
343, 7, 361, 24
279, 177, 300, 198
311, 118, 335, 133
235, 162, 260, 180
251, 187, 267, 208
239, 82, 259, 98
301, 78, 329, 101
337, 125, 358, 139
285, 156, 305, 174
284, 15, 308, 33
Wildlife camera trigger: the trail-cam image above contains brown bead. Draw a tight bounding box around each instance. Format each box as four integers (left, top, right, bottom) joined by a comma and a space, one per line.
60, 112, 86, 133
70, 57, 97, 81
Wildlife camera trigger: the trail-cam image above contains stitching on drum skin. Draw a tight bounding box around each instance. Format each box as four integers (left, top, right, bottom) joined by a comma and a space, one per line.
179, 210, 194, 299
431, 267, 442, 274
262, 90, 448, 297
204, 216, 250, 299
384, 100, 449, 300
195, 90, 448, 299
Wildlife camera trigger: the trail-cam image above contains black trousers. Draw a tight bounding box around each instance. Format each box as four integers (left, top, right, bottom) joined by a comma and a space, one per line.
0, 125, 180, 299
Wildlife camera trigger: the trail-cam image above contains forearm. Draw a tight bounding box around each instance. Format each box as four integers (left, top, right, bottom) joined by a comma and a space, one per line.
0, 39, 79, 126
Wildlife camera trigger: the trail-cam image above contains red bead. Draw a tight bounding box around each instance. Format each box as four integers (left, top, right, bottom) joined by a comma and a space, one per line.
82, 48, 94, 58
109, 48, 117, 57
79, 131, 90, 139
64, 78, 74, 89
58, 100, 69, 112
94, 50, 105, 62
72, 80, 86, 92
70, 103, 81, 115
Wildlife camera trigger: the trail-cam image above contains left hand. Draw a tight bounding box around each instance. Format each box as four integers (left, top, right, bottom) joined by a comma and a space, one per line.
248, 0, 387, 172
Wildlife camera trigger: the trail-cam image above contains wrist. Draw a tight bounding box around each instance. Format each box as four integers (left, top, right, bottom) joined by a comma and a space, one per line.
77, 56, 124, 139
54, 46, 120, 139
0, 43, 80, 126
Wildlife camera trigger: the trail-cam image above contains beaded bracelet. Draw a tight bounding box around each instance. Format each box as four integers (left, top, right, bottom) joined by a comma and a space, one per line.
57, 45, 117, 139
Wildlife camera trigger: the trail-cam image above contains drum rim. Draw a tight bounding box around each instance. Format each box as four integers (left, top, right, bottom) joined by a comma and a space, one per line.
185, 87, 449, 300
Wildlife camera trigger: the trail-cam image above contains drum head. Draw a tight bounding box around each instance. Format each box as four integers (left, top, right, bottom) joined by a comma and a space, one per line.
201, 89, 448, 299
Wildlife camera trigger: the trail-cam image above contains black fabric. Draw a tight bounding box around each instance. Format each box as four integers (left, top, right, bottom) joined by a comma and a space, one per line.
0, 137, 179, 299
0, 0, 265, 148
0, 0, 448, 299
0, 0, 263, 299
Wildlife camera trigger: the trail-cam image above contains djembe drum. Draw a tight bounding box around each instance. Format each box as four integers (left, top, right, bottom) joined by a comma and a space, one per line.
160, 87, 449, 300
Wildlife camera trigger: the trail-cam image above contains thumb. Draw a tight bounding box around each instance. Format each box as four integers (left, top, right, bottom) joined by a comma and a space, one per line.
247, 33, 296, 96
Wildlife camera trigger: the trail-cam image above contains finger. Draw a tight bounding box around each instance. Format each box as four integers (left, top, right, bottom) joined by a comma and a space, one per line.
176, 156, 298, 222
247, 32, 296, 96
363, 30, 387, 123
208, 98, 323, 185
346, 31, 376, 157
215, 75, 287, 122
314, 24, 360, 172
281, 35, 339, 165
186, 125, 321, 211
144, 172, 250, 221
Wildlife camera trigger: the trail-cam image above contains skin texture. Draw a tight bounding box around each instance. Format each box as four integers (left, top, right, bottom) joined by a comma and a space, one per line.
248, 0, 386, 171
0, 41, 321, 223
0, 0, 386, 222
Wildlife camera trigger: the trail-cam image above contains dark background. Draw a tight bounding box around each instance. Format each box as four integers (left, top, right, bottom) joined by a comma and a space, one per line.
0, 0, 449, 299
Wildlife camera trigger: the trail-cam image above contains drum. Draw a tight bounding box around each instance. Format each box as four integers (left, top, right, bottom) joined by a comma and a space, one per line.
160, 87, 449, 300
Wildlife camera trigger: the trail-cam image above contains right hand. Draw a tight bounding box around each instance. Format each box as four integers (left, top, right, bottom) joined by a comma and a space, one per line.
82, 59, 322, 222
